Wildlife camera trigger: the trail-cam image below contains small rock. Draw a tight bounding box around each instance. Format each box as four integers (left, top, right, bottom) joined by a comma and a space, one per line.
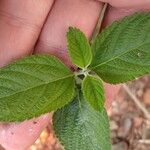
112, 142, 128, 150
110, 121, 119, 130
112, 101, 120, 115
143, 89, 150, 106
118, 118, 132, 138
133, 117, 143, 128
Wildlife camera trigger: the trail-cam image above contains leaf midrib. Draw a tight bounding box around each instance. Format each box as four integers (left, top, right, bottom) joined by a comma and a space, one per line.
91, 41, 150, 69
78, 98, 104, 150
88, 78, 102, 108
0, 74, 74, 99
84, 77, 98, 105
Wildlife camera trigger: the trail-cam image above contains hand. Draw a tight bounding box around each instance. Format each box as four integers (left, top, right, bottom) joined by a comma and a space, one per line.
0, 0, 149, 149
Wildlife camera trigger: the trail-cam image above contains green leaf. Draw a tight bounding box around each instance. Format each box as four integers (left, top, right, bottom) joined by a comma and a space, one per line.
67, 27, 92, 69
82, 75, 105, 112
90, 13, 150, 84
53, 91, 111, 150
0, 55, 75, 122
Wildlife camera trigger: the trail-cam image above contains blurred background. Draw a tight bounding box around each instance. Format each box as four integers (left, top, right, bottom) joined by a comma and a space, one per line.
0, 76, 150, 150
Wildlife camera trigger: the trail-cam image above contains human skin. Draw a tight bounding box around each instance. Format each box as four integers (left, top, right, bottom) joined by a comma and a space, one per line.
0, 0, 149, 149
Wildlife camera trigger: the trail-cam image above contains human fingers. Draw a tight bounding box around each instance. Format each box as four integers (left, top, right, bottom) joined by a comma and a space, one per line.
34, 0, 120, 108
0, 0, 54, 149
35, 0, 103, 66
0, 114, 51, 150
0, 0, 54, 67
104, 83, 120, 109
98, 0, 150, 9
103, 4, 150, 31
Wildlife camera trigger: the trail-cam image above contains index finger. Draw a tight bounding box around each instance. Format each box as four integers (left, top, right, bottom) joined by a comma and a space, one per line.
0, 0, 54, 67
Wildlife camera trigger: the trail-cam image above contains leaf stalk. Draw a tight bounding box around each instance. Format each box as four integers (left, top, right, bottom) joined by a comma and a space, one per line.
91, 3, 108, 43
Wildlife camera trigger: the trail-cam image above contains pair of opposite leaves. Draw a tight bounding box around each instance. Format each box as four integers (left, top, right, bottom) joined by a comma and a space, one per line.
0, 13, 150, 150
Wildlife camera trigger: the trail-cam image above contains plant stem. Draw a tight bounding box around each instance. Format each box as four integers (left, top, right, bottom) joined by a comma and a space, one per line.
91, 3, 108, 44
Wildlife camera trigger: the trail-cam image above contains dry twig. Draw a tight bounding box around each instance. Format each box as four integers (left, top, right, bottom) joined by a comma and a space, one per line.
138, 139, 150, 144
123, 84, 150, 120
